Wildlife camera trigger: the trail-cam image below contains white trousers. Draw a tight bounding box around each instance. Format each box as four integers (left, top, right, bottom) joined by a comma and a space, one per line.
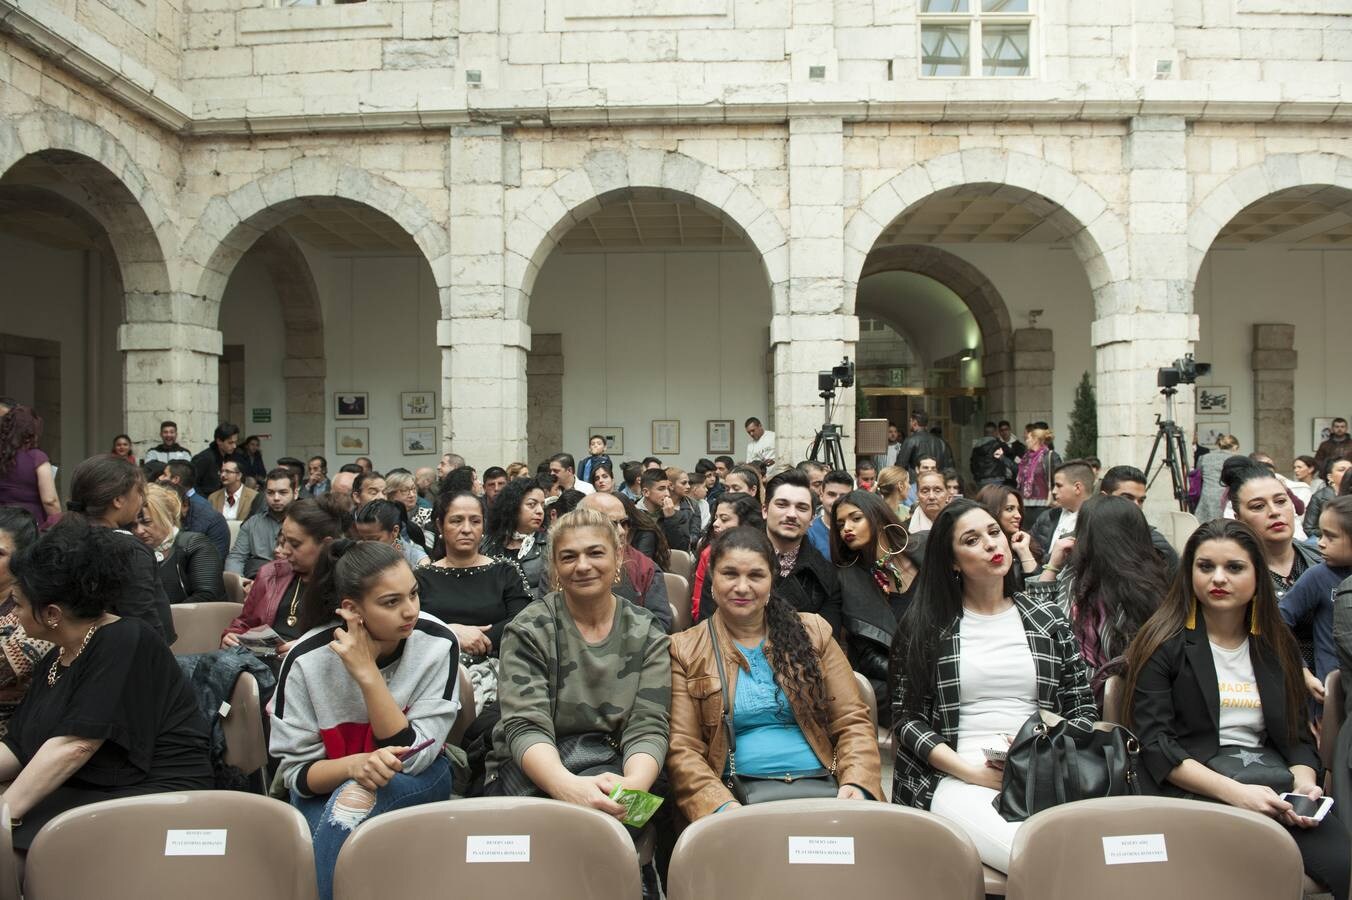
930, 775, 1023, 873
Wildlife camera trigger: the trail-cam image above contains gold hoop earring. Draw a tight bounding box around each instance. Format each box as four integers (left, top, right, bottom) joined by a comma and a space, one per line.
878, 523, 911, 562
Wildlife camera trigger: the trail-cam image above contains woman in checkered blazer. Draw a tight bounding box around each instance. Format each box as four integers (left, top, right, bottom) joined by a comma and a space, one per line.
887, 498, 1096, 873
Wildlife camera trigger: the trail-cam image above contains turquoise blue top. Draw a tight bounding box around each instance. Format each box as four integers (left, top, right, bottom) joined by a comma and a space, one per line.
728, 642, 822, 777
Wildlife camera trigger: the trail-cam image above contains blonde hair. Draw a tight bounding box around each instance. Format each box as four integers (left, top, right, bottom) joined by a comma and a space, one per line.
1029, 427, 1055, 447
1217, 433, 1240, 451
664, 466, 686, 482
383, 471, 416, 494
142, 483, 182, 534
546, 507, 622, 593
505, 462, 530, 479
875, 465, 910, 501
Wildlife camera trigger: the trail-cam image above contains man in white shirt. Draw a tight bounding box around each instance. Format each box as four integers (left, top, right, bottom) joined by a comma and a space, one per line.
745, 417, 777, 466
209, 460, 258, 521
548, 452, 595, 495
1034, 459, 1095, 564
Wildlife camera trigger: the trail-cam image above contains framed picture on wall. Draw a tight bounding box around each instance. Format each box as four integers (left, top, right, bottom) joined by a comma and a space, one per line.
1197, 385, 1231, 416
588, 426, 624, 455
1315, 417, 1336, 449
707, 420, 734, 454
1198, 421, 1230, 448
334, 392, 368, 420
652, 420, 680, 455
402, 427, 436, 455
401, 391, 435, 420
335, 427, 369, 455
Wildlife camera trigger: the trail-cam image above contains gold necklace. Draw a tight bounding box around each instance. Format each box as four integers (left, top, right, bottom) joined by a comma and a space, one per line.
286, 578, 304, 627
49, 622, 102, 686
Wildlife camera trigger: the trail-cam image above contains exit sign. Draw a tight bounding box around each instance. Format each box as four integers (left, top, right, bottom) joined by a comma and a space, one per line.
252, 408, 271, 423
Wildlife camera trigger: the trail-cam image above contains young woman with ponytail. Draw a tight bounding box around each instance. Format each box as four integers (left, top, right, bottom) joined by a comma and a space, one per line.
269, 538, 461, 900
667, 526, 881, 821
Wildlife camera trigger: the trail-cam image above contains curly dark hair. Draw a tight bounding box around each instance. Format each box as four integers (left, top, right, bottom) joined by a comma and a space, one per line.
709, 526, 831, 732
12, 516, 136, 620
0, 405, 43, 478
486, 477, 545, 547
617, 493, 670, 571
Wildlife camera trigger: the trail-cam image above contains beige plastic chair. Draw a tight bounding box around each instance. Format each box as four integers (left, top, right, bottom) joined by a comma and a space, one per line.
983, 866, 1008, 896
853, 671, 877, 729
667, 799, 983, 900
665, 572, 692, 632
223, 571, 245, 604
668, 549, 694, 582
1163, 509, 1200, 554
1321, 669, 1343, 771
447, 664, 477, 746
24, 791, 318, 900
1006, 795, 1303, 900
1101, 674, 1125, 725
221, 671, 268, 790
0, 803, 18, 900
170, 601, 244, 655
332, 797, 639, 900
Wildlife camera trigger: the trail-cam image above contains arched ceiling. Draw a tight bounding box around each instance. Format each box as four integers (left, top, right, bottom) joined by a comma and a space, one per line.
856, 270, 981, 364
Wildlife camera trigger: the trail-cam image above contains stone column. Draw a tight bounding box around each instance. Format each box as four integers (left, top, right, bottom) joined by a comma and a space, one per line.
444, 124, 529, 468
119, 308, 222, 456
774, 116, 858, 467
1095, 115, 1197, 512
283, 357, 326, 460
1252, 323, 1297, 469
1009, 328, 1054, 431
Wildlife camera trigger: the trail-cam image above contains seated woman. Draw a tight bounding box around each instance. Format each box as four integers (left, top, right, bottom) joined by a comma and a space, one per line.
975, 484, 1041, 581
221, 495, 351, 658
622, 493, 672, 573
482, 477, 549, 598
889, 499, 1095, 873
831, 490, 923, 716
383, 470, 434, 550
0, 509, 52, 736
415, 491, 533, 658
353, 499, 429, 568
668, 526, 881, 821
0, 517, 213, 849
1123, 519, 1349, 900
1029, 495, 1166, 704
692, 492, 764, 622
133, 483, 226, 604
485, 508, 670, 826
270, 539, 459, 900
908, 469, 952, 533
589, 462, 615, 495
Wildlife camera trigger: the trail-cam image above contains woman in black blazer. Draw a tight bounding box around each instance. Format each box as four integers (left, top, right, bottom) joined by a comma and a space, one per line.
132, 484, 226, 605
1124, 519, 1349, 899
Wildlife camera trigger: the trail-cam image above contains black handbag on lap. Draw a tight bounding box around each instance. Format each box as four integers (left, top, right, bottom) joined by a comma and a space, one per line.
1205, 745, 1293, 793
996, 709, 1142, 822
707, 619, 839, 804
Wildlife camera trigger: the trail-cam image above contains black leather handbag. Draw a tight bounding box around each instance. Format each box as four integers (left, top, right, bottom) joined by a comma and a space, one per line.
996, 709, 1142, 822
1206, 745, 1294, 793
707, 619, 838, 804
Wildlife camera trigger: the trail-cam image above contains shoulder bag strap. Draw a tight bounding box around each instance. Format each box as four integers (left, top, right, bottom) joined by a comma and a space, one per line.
706, 617, 738, 774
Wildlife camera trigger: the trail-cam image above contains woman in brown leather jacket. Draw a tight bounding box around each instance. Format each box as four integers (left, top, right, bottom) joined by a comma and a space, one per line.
666, 526, 881, 822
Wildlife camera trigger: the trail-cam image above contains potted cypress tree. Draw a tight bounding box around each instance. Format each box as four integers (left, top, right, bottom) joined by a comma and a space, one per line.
1066, 371, 1098, 460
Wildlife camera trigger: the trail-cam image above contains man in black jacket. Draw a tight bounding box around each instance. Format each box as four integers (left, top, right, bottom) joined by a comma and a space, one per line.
192, 422, 245, 497
896, 410, 954, 476
1098, 465, 1180, 573
639, 467, 694, 553
758, 468, 843, 631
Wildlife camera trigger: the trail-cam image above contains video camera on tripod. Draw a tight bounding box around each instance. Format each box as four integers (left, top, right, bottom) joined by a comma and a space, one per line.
809, 357, 855, 473
1146, 353, 1212, 511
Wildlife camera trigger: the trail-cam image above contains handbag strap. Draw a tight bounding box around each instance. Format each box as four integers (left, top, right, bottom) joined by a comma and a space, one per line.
706, 618, 739, 775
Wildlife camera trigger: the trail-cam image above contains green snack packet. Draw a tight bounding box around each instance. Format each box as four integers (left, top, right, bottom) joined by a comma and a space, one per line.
608, 785, 664, 828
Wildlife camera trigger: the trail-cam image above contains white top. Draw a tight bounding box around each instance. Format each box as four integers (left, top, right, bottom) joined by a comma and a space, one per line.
219, 491, 244, 521
1048, 508, 1078, 549
909, 505, 934, 533
955, 604, 1039, 757
746, 430, 777, 464
1212, 639, 1266, 749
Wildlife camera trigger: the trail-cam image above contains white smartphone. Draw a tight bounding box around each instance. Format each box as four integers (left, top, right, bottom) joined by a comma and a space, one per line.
1279, 793, 1334, 822
982, 746, 1008, 764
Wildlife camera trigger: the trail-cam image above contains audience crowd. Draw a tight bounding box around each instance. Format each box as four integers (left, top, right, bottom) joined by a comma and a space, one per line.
1, 399, 1352, 899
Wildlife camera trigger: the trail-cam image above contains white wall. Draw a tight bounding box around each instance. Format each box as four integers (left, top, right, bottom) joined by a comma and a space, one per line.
304, 247, 441, 472
1195, 246, 1352, 457
0, 232, 122, 486
220, 253, 288, 462
530, 250, 772, 471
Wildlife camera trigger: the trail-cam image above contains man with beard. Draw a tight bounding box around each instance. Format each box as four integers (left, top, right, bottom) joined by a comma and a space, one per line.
755, 467, 843, 631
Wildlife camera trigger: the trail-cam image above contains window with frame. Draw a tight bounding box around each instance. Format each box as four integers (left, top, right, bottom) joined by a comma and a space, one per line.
919, 0, 1033, 78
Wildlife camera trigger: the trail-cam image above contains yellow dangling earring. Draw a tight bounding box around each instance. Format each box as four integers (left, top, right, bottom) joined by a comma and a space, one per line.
1249, 602, 1261, 636
1185, 596, 1197, 630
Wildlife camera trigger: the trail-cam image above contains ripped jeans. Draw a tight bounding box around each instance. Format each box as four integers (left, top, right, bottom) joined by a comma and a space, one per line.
292, 755, 453, 900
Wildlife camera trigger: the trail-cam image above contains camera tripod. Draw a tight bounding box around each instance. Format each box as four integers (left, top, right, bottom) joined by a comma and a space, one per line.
808, 390, 849, 473
1144, 386, 1192, 512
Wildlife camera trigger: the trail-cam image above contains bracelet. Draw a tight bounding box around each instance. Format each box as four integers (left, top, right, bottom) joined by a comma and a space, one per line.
1043, 565, 1060, 575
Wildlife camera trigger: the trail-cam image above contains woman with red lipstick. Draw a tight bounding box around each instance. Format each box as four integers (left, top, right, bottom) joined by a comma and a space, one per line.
271, 540, 460, 900
975, 484, 1041, 580
668, 526, 881, 820
831, 490, 923, 720
888, 499, 1095, 873
1123, 520, 1348, 900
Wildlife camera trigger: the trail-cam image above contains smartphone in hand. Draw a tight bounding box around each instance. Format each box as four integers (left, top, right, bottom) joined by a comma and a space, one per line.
982, 746, 1008, 764
1280, 793, 1333, 821
395, 738, 437, 762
